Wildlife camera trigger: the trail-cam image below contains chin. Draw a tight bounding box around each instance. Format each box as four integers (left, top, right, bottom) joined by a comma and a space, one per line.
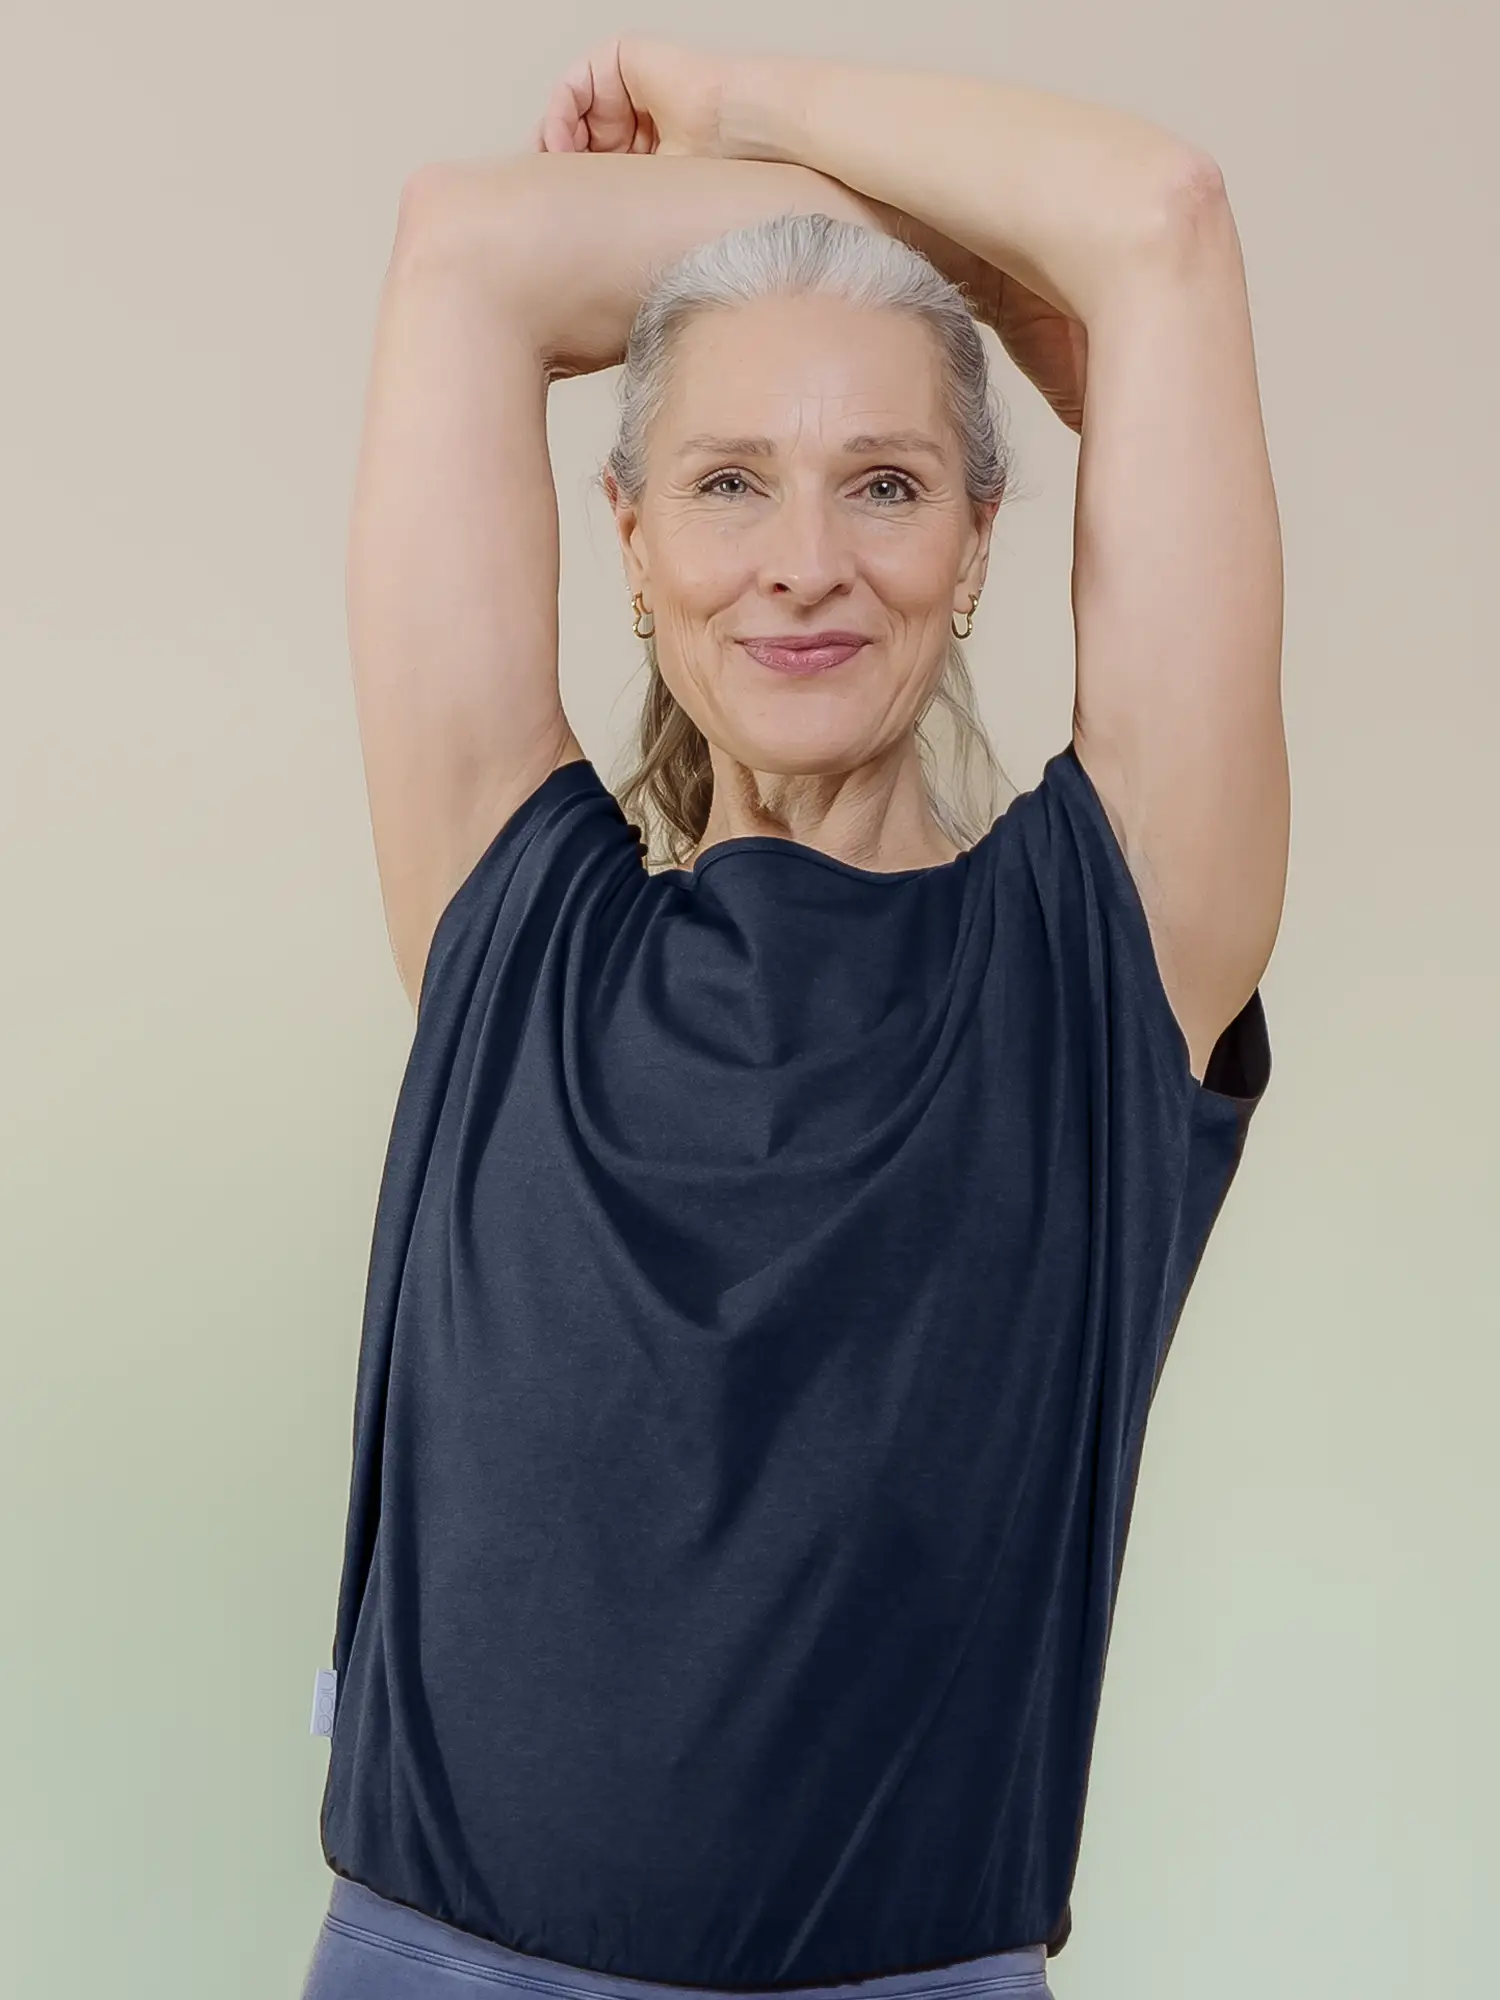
716, 719, 874, 778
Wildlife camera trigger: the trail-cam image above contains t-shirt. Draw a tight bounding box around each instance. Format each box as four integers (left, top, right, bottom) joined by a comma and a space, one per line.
318, 739, 1271, 1989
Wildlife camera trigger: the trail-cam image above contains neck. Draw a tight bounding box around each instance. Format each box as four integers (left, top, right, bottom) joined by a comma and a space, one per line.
688, 737, 959, 873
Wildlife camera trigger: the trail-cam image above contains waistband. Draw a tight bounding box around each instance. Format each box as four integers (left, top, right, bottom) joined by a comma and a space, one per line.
324, 1876, 1049, 1997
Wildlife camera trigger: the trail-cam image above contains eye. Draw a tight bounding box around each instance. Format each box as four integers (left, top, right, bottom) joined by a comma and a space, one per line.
694, 468, 921, 505
862, 470, 921, 505
695, 471, 755, 499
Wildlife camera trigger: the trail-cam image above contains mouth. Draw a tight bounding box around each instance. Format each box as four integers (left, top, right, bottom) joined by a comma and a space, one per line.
737, 636, 871, 675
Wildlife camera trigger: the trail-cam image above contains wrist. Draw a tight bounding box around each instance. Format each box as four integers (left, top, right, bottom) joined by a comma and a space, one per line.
715, 53, 814, 164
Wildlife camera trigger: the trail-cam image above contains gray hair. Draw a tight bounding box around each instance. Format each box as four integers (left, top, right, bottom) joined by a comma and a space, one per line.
597, 209, 1019, 868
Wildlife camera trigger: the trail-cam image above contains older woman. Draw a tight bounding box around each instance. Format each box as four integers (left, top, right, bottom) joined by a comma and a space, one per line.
301, 37, 1285, 2000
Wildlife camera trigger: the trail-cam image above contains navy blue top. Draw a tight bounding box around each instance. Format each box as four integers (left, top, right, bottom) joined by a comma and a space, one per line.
319, 741, 1271, 1989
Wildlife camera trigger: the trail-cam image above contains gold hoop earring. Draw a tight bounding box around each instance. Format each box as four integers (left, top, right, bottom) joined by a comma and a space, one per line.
951, 592, 980, 641
631, 591, 655, 640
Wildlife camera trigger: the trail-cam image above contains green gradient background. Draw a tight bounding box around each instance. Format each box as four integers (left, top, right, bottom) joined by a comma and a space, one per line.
4, 3, 1495, 1996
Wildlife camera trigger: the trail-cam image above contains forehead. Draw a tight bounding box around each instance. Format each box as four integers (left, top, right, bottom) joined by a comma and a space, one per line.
661, 295, 950, 441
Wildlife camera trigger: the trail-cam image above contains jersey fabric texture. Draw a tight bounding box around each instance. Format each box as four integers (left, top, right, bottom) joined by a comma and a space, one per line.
318, 740, 1272, 1990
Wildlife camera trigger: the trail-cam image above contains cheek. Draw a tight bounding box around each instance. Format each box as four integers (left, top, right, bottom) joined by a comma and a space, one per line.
866, 534, 956, 598
654, 515, 744, 589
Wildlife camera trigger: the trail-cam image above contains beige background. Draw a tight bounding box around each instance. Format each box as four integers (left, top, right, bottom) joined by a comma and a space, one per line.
3, 4, 1495, 1996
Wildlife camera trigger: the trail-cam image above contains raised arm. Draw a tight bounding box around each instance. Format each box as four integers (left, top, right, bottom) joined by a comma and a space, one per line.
345, 168, 579, 1012
347, 151, 993, 1010
707, 51, 1288, 1083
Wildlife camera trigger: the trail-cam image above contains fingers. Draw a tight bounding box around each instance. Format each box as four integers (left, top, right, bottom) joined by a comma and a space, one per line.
583, 53, 641, 153
537, 86, 587, 154
536, 37, 647, 155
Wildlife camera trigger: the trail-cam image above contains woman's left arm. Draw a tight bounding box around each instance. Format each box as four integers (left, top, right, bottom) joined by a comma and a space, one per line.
722, 53, 1290, 1085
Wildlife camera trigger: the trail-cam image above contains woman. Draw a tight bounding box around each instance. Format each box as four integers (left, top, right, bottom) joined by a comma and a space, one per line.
301, 37, 1285, 2000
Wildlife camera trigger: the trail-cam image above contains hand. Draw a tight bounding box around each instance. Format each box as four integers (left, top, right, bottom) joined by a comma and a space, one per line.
530, 38, 1088, 434
530, 35, 732, 159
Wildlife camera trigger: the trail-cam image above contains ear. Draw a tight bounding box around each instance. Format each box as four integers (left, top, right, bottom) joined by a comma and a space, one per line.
964, 497, 1001, 597
604, 471, 648, 596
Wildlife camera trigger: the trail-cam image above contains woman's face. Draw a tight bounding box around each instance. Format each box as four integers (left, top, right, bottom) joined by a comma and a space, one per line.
610, 294, 996, 780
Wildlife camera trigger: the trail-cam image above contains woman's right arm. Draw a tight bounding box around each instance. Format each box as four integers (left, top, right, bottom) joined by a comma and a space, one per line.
349, 152, 988, 1009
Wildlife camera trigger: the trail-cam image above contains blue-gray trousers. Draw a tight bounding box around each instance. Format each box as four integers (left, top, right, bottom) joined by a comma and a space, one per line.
300, 1877, 1055, 2000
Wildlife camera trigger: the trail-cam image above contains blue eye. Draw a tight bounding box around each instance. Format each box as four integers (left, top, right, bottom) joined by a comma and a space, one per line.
863, 472, 921, 505
695, 469, 920, 505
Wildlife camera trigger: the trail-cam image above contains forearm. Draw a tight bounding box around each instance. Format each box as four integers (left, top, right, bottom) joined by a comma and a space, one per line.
397, 151, 987, 379
718, 56, 1210, 324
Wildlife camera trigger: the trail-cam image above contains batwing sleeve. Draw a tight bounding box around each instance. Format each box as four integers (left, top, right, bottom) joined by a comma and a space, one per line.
416, 756, 647, 1030
1003, 741, 1271, 1113
985, 739, 1273, 1404
329, 755, 644, 1688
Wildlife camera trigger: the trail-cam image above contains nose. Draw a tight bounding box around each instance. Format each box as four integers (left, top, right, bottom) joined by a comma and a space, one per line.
751, 481, 858, 600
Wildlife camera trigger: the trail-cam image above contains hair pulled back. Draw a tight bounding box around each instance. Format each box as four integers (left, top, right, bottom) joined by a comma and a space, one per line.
599, 210, 1019, 866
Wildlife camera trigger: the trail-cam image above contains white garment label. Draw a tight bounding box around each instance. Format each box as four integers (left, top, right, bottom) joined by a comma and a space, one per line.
309, 1667, 338, 1738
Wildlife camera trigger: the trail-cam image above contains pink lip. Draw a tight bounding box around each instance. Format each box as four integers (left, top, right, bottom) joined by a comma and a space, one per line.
739, 636, 870, 674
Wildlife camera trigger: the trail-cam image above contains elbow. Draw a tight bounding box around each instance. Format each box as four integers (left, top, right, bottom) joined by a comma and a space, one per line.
390, 157, 534, 270
391, 162, 479, 264
1137, 152, 1233, 250
1096, 153, 1238, 296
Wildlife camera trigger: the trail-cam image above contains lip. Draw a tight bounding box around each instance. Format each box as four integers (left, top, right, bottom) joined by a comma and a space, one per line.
738, 634, 871, 675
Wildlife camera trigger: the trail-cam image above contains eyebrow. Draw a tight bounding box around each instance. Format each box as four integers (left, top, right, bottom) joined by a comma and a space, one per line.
673, 430, 947, 463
